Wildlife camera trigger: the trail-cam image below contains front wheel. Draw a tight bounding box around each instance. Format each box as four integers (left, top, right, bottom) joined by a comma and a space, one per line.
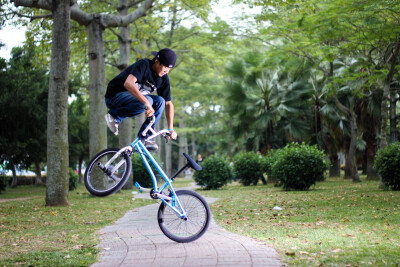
84, 148, 131, 197
157, 190, 211, 243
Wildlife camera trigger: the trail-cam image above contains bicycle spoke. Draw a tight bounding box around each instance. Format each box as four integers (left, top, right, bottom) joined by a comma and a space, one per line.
158, 190, 210, 242
84, 148, 131, 197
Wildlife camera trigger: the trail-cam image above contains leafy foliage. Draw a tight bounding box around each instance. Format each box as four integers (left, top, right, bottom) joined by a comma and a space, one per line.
68, 168, 78, 191
262, 149, 280, 183
232, 151, 264, 186
271, 143, 328, 190
193, 155, 232, 190
0, 47, 48, 178
374, 142, 400, 190
225, 51, 313, 152
0, 175, 10, 192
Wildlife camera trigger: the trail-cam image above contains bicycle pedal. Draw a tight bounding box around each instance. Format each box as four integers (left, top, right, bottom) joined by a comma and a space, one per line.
135, 182, 143, 193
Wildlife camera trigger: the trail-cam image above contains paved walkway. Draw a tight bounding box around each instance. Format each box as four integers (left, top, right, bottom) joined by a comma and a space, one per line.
91, 190, 282, 267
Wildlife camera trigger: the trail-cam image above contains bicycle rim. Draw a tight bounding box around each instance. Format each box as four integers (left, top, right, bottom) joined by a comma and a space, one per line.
84, 148, 131, 197
157, 190, 210, 243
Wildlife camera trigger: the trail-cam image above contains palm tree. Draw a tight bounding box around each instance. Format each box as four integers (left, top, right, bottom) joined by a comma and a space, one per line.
225, 52, 311, 152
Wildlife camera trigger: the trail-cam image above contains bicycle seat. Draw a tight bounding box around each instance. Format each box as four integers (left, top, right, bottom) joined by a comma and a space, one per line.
183, 153, 202, 171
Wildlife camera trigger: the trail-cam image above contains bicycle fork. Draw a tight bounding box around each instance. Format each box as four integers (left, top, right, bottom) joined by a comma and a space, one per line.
135, 182, 188, 220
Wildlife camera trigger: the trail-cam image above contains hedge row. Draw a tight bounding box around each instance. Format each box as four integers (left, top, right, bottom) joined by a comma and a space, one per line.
194, 143, 329, 191
0, 168, 79, 193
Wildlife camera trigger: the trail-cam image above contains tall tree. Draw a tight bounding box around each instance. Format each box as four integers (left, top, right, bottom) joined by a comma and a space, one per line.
45, 0, 71, 206
12, 0, 155, 159
246, 0, 400, 182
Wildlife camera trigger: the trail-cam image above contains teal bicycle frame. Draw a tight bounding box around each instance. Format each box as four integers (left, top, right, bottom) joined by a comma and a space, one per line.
131, 137, 187, 219
106, 115, 199, 221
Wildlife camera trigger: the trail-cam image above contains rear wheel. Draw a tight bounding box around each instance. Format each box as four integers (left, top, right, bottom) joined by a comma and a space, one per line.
157, 190, 211, 243
84, 148, 131, 197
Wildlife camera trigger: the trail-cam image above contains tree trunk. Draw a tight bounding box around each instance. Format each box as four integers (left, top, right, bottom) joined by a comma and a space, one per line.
164, 117, 172, 176
87, 18, 107, 158
78, 157, 83, 184
344, 140, 352, 179
45, 0, 70, 206
379, 82, 390, 150
10, 162, 17, 188
363, 127, 378, 180
333, 95, 360, 182
365, 144, 378, 180
390, 89, 398, 143
379, 35, 400, 149
34, 160, 43, 185
178, 119, 188, 173
117, 0, 133, 190
348, 107, 361, 182
191, 132, 197, 159
329, 153, 341, 177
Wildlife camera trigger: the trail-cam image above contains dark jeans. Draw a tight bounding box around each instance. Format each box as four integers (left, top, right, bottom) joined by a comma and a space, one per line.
105, 91, 165, 137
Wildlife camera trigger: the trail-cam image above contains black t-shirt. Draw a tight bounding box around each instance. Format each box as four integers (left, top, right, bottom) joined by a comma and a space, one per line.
105, 59, 171, 101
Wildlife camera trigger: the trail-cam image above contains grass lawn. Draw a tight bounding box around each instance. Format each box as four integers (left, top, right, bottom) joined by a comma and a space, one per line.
201, 176, 400, 266
0, 184, 153, 266
1, 176, 399, 266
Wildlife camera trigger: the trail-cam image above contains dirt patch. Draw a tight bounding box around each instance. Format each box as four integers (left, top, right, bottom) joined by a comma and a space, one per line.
0, 197, 30, 203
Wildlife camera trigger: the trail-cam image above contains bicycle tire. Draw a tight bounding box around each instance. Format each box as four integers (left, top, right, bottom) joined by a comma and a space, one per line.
157, 189, 211, 243
84, 148, 132, 197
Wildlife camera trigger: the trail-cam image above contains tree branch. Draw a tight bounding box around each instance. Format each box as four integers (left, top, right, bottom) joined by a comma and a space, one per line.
101, 0, 154, 27
13, 11, 52, 21
12, 0, 154, 28
12, 0, 52, 10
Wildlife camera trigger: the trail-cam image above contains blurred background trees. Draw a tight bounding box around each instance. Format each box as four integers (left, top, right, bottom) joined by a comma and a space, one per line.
1, 0, 399, 198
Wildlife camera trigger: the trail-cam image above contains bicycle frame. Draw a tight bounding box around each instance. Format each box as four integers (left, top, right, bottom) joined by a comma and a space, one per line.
102, 120, 188, 219
132, 138, 188, 219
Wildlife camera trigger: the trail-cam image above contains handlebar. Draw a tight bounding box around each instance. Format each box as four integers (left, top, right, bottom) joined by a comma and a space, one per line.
141, 115, 171, 142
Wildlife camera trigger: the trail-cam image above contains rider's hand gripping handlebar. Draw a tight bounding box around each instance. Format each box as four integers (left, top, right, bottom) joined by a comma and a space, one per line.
141, 113, 172, 143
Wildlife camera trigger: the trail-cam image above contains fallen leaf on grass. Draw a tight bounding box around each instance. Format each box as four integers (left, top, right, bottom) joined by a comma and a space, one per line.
332, 249, 343, 253
299, 251, 309, 255
341, 233, 355, 238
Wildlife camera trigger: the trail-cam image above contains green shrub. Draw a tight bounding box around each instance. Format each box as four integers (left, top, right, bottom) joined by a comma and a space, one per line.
262, 150, 280, 184
194, 155, 232, 190
69, 168, 79, 191
271, 143, 328, 190
132, 153, 161, 188
0, 175, 10, 192
233, 152, 264, 186
374, 142, 400, 190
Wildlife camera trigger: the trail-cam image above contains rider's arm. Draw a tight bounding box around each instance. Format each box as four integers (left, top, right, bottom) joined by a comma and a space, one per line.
124, 74, 154, 117
165, 101, 177, 140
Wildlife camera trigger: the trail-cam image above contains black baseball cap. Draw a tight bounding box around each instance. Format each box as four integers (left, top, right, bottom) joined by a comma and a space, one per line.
151, 48, 177, 68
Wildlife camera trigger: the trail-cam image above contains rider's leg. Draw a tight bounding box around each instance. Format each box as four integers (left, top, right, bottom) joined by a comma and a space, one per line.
105, 92, 165, 135
105, 91, 146, 123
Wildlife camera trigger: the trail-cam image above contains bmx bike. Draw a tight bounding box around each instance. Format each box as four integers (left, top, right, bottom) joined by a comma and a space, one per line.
84, 116, 210, 243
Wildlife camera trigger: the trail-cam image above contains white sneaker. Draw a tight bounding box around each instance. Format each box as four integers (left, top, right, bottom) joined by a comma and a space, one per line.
105, 113, 119, 135
144, 139, 158, 151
